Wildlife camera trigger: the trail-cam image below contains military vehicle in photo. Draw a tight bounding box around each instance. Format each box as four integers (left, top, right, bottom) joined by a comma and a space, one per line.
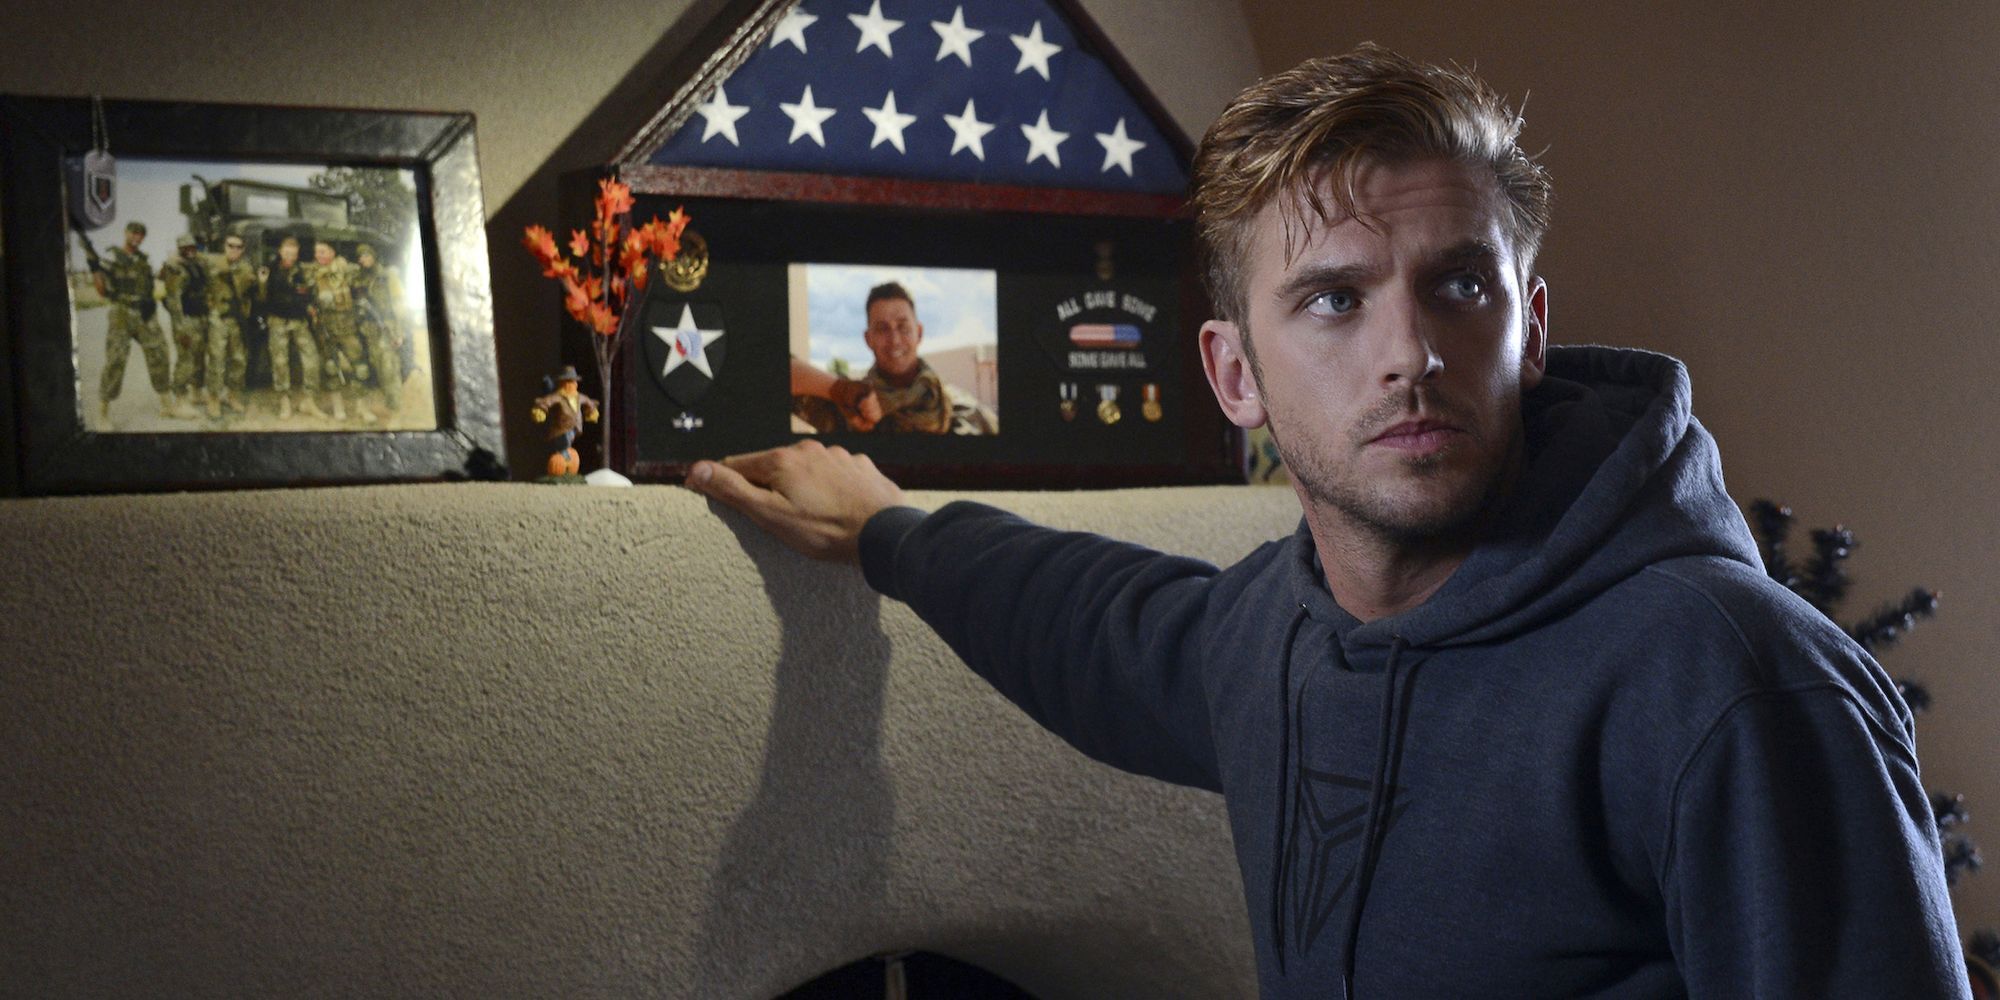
179, 174, 393, 265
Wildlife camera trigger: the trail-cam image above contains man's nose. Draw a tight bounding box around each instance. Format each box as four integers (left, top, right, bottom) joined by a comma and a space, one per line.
1378, 294, 1443, 387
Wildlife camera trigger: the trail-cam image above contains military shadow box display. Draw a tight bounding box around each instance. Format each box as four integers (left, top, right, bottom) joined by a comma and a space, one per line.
0, 96, 504, 495
568, 0, 1240, 489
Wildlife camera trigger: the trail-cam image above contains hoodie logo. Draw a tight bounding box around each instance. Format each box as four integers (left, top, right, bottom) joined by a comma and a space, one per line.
1281, 768, 1409, 957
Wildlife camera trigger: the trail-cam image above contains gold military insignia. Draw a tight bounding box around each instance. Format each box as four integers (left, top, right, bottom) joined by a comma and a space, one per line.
663, 230, 709, 292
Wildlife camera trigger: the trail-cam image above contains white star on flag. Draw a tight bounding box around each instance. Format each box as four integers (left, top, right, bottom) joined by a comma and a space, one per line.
931, 6, 984, 66
1020, 109, 1068, 167
654, 305, 724, 379
1095, 117, 1145, 176
694, 84, 750, 146
848, 0, 903, 58
943, 99, 995, 161
863, 91, 918, 153
769, 7, 816, 53
1010, 21, 1061, 80
780, 85, 837, 146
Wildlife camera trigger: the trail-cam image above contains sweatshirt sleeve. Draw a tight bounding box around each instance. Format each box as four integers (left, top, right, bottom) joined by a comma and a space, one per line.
1662, 684, 1971, 997
859, 501, 1224, 791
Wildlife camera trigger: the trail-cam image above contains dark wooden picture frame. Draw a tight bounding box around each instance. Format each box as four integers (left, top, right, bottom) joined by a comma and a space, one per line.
0, 95, 504, 495
561, 0, 1242, 489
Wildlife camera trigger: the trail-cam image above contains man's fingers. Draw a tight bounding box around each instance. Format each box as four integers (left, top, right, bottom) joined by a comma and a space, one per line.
716, 444, 811, 486
687, 458, 790, 519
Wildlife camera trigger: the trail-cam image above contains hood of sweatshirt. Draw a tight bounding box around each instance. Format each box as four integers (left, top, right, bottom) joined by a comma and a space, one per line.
1264, 345, 1764, 992
1282, 344, 1762, 658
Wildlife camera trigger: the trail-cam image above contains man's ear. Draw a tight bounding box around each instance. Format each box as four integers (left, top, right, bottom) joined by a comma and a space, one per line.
1520, 276, 1548, 390
1200, 319, 1267, 429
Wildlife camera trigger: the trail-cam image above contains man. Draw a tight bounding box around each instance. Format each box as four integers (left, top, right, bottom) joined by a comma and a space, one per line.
201, 234, 258, 418
849, 282, 954, 434
258, 236, 323, 420
94, 221, 188, 425
159, 234, 212, 414
685, 46, 1968, 996
307, 240, 370, 422
350, 243, 406, 425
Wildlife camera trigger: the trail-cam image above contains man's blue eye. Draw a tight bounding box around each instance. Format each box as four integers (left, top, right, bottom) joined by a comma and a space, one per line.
1307, 291, 1357, 316
1439, 274, 1485, 302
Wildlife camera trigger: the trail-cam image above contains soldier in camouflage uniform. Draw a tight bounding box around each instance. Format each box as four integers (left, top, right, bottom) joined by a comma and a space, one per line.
158, 234, 212, 412
94, 221, 188, 425
201, 234, 258, 418
307, 240, 368, 422
858, 282, 952, 434
258, 235, 324, 420
350, 244, 405, 424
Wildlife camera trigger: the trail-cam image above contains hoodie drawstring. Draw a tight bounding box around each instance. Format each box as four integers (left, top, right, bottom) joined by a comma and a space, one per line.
1269, 605, 1309, 975
1340, 635, 1410, 999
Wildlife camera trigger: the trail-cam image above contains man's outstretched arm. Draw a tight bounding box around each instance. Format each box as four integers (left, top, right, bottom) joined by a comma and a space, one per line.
685, 441, 1224, 789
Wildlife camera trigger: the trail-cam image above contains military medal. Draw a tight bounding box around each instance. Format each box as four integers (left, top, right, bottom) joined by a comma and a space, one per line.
1059, 382, 1079, 422
1096, 384, 1121, 425
1141, 383, 1163, 422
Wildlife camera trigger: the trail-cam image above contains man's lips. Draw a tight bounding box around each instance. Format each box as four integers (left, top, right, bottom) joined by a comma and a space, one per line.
1367, 419, 1463, 453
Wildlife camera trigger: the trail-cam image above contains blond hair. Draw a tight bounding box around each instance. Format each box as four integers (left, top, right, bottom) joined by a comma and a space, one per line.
1191, 44, 1552, 323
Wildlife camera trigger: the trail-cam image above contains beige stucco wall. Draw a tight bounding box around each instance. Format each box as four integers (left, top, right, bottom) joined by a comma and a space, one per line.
1, 483, 1292, 998
1242, 0, 2000, 937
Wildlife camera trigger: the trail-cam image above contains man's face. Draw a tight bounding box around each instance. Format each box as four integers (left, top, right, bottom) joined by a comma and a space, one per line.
558, 378, 578, 397
1200, 157, 1547, 546
864, 297, 924, 379
280, 242, 299, 265
125, 229, 144, 252
314, 243, 335, 265
224, 237, 245, 262
359, 250, 376, 269
180, 244, 198, 260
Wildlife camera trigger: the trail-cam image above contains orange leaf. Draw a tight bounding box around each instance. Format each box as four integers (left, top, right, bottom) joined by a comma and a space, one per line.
595, 177, 636, 219
632, 265, 650, 293
522, 225, 558, 262
568, 228, 590, 259
562, 276, 591, 323
589, 302, 618, 335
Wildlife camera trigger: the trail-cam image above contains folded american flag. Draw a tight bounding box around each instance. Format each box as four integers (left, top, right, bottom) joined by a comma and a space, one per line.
648, 0, 1186, 194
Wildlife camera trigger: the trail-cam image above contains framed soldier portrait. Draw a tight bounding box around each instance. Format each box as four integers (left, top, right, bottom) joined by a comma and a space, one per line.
0, 95, 504, 495
554, 0, 1243, 489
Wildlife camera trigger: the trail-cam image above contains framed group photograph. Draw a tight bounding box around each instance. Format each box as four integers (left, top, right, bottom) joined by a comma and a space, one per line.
0, 95, 503, 495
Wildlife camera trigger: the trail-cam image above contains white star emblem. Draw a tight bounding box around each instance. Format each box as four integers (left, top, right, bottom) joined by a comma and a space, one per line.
1019, 109, 1069, 168
693, 84, 750, 146
848, 0, 903, 57
942, 99, 995, 161
768, 7, 817, 53
653, 305, 724, 379
931, 6, 984, 66
1009, 20, 1061, 80
862, 91, 918, 154
1095, 117, 1146, 176
779, 85, 837, 147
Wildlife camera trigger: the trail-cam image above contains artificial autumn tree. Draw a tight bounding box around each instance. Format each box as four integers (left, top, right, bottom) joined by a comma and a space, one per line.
1747, 500, 1995, 990
523, 178, 688, 480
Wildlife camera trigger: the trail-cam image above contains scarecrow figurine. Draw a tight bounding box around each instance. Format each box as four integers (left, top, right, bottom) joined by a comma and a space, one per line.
529, 365, 600, 477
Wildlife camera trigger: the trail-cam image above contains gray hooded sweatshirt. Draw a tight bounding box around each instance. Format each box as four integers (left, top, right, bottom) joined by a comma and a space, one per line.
861, 345, 1968, 997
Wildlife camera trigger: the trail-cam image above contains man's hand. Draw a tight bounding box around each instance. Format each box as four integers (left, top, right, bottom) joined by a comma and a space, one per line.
684, 441, 905, 564
829, 377, 884, 431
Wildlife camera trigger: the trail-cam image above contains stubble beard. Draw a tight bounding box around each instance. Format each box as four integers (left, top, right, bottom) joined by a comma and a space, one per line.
1265, 382, 1522, 550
